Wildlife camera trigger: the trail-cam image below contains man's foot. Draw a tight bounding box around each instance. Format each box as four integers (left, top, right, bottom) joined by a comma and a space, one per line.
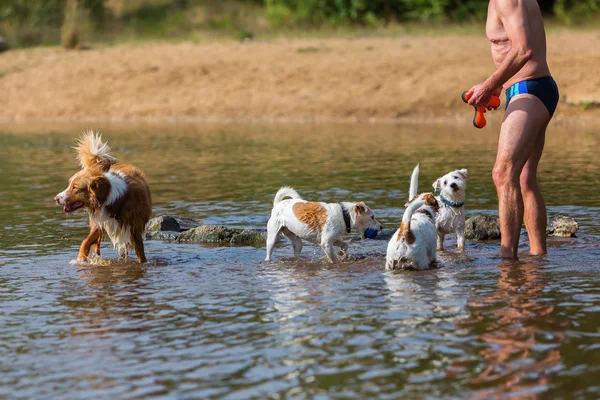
499, 248, 518, 259
529, 250, 547, 256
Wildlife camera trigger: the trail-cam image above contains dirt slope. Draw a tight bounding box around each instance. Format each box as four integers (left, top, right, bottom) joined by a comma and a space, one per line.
1, 31, 599, 124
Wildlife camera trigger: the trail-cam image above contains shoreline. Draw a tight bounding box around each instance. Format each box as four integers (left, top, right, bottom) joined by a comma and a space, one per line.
1, 112, 599, 131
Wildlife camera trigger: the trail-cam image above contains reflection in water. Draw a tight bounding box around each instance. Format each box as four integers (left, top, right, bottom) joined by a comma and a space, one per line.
64, 261, 149, 336
260, 261, 325, 323
465, 260, 565, 398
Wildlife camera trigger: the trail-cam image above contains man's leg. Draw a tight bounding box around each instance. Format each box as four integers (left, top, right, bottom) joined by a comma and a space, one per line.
520, 121, 548, 255
493, 95, 550, 258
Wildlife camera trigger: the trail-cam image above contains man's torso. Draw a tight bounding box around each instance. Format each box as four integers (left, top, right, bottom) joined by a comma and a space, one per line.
486, 0, 551, 88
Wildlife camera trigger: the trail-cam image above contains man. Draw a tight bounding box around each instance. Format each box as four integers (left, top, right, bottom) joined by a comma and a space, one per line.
466, 0, 559, 258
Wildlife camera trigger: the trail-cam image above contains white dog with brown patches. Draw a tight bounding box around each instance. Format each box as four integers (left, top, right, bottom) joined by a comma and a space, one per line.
386, 165, 439, 271
265, 187, 382, 263
432, 168, 468, 251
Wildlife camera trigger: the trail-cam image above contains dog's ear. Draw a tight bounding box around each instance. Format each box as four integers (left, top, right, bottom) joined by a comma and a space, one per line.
432, 178, 442, 191
423, 194, 440, 212
354, 202, 366, 214
89, 176, 111, 209
457, 169, 468, 179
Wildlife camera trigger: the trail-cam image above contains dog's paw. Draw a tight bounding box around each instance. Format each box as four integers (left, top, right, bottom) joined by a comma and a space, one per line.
386, 260, 417, 271
401, 263, 418, 271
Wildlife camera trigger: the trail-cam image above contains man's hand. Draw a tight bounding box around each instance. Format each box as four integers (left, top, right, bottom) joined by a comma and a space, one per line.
488, 85, 504, 110
466, 82, 497, 108
492, 85, 503, 97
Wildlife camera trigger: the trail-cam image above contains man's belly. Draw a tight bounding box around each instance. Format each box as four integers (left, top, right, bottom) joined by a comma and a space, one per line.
491, 43, 551, 88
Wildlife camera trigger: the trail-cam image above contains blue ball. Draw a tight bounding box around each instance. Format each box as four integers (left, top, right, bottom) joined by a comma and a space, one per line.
364, 228, 378, 239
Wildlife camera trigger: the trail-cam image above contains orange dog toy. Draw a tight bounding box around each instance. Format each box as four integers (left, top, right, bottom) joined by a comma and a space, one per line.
461, 91, 501, 128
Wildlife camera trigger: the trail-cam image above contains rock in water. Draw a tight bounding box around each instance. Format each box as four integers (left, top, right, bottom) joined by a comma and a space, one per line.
178, 225, 237, 244
144, 214, 578, 246
547, 215, 578, 237
146, 215, 181, 233
145, 215, 202, 237
177, 225, 267, 247
230, 230, 268, 246
372, 229, 396, 241
464, 215, 501, 240
173, 216, 202, 231
146, 231, 180, 241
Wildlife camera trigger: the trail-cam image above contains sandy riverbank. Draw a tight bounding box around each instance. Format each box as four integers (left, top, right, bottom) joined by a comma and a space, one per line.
1, 31, 599, 125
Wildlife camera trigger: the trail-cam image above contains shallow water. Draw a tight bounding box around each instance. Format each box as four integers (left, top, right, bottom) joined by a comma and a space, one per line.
1, 122, 599, 399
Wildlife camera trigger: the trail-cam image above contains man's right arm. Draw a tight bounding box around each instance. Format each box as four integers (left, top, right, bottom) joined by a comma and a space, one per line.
468, 0, 534, 107
483, 0, 534, 92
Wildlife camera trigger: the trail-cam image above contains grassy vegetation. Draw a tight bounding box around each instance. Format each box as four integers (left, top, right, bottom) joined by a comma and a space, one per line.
0, 0, 599, 49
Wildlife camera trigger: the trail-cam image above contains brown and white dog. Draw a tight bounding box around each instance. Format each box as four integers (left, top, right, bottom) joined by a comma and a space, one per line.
386, 165, 440, 271
54, 131, 152, 263
265, 187, 382, 263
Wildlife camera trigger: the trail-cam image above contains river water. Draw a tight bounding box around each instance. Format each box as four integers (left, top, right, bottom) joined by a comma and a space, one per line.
1, 122, 599, 399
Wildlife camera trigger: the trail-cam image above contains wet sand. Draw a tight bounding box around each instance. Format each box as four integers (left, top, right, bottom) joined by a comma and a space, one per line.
0, 31, 599, 125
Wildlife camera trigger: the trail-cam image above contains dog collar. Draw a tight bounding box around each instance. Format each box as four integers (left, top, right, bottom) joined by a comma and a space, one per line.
340, 204, 352, 233
415, 208, 434, 221
440, 195, 464, 208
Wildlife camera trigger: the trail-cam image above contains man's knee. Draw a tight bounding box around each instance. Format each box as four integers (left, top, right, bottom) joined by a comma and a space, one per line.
492, 162, 519, 188
520, 168, 539, 194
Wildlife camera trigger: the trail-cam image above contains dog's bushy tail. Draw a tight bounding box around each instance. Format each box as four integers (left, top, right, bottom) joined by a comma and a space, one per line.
75, 130, 115, 170
409, 164, 419, 200
273, 186, 302, 205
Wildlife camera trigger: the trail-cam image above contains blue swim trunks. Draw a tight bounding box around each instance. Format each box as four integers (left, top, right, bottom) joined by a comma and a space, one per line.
505, 76, 560, 117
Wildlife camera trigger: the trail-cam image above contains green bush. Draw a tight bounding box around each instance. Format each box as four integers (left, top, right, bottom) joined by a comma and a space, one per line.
265, 0, 294, 26
0, 0, 107, 47
263, 0, 492, 25
1, 0, 600, 48
554, 0, 600, 24
403, 0, 447, 20
263, 0, 600, 25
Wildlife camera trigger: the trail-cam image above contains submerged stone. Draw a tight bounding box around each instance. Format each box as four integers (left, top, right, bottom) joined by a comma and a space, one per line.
372, 229, 396, 241
146, 215, 181, 233
547, 215, 578, 237
177, 225, 266, 247
145, 215, 202, 234
146, 230, 180, 241
178, 225, 236, 244
144, 214, 578, 246
230, 230, 268, 246
464, 214, 579, 240
173, 216, 203, 231
464, 215, 501, 240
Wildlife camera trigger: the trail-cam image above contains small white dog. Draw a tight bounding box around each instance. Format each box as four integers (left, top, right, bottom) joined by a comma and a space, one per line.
432, 168, 468, 251
386, 165, 439, 271
265, 187, 382, 263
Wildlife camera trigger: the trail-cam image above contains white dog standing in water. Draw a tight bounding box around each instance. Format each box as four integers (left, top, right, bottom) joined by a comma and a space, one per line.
265, 187, 382, 263
386, 165, 439, 271
432, 169, 468, 251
